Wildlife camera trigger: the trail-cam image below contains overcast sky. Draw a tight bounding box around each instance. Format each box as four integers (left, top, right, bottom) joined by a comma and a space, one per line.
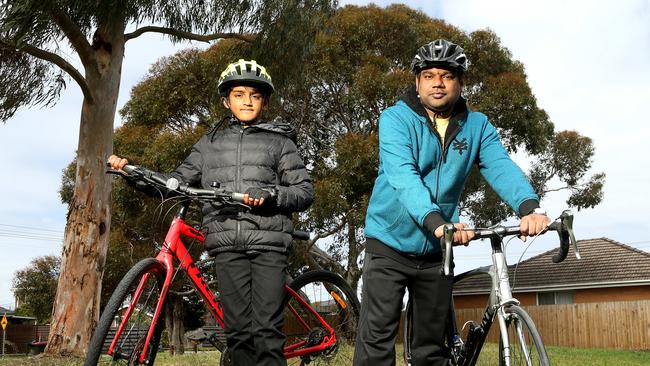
1, 0, 649, 310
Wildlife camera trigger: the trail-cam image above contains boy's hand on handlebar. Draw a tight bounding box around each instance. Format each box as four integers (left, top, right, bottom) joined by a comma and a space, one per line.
519, 213, 551, 241
434, 222, 475, 246
244, 187, 275, 207
107, 154, 129, 171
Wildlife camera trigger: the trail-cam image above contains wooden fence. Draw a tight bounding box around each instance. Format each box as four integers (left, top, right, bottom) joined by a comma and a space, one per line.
2, 324, 34, 354
454, 300, 650, 350
4, 300, 648, 353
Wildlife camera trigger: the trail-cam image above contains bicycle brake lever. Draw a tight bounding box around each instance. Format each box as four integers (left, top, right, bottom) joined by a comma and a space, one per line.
105, 168, 126, 176
441, 223, 455, 276
561, 210, 580, 260
551, 210, 580, 263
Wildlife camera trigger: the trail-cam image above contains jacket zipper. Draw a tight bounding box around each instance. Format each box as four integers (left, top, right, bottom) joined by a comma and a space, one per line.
236, 127, 244, 246
442, 123, 461, 163
425, 118, 444, 256
428, 117, 460, 256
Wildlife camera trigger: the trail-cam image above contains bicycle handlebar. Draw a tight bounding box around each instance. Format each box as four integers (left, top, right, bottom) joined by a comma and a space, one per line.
110, 164, 246, 203
440, 210, 580, 276
108, 162, 312, 240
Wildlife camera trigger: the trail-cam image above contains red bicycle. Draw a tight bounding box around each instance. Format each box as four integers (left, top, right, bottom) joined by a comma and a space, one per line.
84, 164, 360, 366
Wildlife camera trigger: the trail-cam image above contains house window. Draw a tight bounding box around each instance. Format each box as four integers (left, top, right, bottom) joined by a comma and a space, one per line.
536, 290, 574, 305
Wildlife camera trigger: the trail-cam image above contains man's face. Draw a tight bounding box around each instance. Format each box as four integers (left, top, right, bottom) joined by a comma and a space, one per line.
223, 85, 266, 123
415, 67, 462, 116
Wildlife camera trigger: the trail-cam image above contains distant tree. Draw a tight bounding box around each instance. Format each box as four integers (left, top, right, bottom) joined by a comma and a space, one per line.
12, 256, 60, 324
2, 0, 336, 356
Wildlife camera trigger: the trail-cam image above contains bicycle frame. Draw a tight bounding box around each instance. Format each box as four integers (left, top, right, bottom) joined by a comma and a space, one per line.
449, 233, 536, 366
107, 204, 337, 363
403, 212, 575, 366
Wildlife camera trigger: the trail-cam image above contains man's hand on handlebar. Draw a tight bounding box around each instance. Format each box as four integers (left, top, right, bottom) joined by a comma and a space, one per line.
519, 213, 551, 242
434, 222, 475, 246
108, 154, 129, 171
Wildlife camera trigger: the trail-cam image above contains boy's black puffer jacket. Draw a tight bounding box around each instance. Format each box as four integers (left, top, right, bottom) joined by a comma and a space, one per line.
171, 118, 313, 255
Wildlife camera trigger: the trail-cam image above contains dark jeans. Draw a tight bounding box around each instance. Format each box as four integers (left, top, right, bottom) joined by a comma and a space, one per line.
353, 244, 453, 366
214, 250, 288, 366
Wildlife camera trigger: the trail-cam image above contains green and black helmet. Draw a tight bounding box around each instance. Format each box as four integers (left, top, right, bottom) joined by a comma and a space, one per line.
411, 39, 469, 73
217, 59, 274, 96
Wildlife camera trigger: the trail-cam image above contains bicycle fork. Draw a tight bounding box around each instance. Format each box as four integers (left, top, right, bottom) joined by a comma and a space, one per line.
490, 252, 530, 366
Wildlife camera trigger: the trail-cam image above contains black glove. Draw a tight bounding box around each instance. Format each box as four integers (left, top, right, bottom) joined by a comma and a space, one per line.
244, 187, 277, 205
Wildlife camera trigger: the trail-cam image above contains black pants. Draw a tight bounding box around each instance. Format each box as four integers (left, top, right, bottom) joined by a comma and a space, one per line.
353, 243, 453, 366
214, 250, 288, 366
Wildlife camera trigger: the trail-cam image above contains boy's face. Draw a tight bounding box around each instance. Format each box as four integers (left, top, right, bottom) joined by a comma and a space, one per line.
223, 85, 266, 123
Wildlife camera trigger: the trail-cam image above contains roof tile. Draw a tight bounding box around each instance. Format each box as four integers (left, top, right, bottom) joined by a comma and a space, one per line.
454, 238, 650, 293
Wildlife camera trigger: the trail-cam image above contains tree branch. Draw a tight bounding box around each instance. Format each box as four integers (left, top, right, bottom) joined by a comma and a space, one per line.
0, 39, 93, 103
309, 217, 348, 248
543, 185, 572, 194
124, 26, 256, 43
48, 7, 95, 67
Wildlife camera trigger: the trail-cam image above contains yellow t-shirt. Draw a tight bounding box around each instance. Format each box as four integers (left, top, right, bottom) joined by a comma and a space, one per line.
433, 117, 450, 145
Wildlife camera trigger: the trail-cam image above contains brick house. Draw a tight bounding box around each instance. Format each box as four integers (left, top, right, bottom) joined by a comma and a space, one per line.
453, 238, 650, 309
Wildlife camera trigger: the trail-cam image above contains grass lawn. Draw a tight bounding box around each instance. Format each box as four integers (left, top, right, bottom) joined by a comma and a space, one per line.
1, 344, 649, 365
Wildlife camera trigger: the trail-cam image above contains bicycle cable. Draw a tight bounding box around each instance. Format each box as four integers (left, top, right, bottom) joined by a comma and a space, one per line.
511, 213, 560, 291
170, 237, 198, 289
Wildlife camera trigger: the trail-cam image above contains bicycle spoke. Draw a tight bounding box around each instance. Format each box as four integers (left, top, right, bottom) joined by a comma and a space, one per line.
85, 259, 166, 366
514, 318, 533, 365
284, 271, 359, 366
500, 306, 549, 366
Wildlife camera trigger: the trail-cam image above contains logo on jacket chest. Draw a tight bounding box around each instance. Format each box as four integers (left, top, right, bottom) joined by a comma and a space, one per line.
452, 138, 468, 155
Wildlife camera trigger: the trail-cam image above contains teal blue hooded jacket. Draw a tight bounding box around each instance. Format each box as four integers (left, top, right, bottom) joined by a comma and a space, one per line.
364, 88, 539, 256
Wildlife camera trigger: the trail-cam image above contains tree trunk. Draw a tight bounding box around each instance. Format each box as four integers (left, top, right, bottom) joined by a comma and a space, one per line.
345, 215, 361, 293
45, 28, 125, 357
165, 296, 185, 356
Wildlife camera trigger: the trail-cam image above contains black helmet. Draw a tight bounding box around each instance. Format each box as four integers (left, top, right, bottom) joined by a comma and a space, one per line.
217, 59, 275, 96
411, 39, 469, 73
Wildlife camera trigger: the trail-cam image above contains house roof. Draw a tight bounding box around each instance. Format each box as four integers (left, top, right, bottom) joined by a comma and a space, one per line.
0, 306, 37, 321
453, 238, 650, 295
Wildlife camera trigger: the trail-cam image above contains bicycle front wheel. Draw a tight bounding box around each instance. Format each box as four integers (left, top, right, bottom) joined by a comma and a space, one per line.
499, 305, 550, 366
84, 258, 167, 366
284, 270, 360, 366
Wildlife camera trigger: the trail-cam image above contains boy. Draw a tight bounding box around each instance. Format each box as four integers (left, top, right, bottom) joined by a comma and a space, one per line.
109, 59, 313, 365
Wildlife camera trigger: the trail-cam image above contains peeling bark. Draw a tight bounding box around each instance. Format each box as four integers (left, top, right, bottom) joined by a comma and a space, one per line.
45, 27, 125, 357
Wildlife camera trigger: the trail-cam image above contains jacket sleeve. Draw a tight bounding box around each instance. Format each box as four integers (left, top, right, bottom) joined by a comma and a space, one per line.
477, 119, 539, 216
276, 138, 314, 212
171, 136, 204, 186
378, 109, 443, 229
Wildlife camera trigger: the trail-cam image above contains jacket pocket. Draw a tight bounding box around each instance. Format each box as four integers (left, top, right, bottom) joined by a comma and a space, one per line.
384, 206, 407, 232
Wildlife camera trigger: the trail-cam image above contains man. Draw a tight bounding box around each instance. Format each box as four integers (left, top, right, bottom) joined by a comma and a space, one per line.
109, 59, 313, 365
353, 39, 549, 365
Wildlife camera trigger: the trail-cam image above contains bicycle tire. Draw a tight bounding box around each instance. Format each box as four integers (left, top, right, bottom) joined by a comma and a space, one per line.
499, 305, 550, 366
84, 258, 167, 366
286, 270, 360, 365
